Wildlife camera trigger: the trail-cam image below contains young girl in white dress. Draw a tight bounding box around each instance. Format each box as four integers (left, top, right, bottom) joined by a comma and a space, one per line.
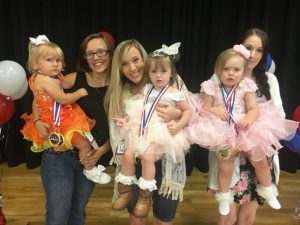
112, 43, 192, 217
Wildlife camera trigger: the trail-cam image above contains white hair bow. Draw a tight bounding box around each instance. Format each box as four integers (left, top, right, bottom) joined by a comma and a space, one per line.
153, 42, 181, 56
29, 35, 50, 45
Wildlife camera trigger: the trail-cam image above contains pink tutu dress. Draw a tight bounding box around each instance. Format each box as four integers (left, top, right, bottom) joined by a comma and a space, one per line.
122, 84, 190, 162
186, 77, 298, 161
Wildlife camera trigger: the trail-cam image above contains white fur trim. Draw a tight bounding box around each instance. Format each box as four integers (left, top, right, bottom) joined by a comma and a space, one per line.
256, 184, 279, 198
215, 191, 234, 203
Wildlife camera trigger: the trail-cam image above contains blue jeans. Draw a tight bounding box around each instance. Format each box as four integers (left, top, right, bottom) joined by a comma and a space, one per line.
41, 149, 95, 225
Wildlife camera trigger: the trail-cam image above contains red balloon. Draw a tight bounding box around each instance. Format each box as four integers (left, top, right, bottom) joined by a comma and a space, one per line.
293, 106, 300, 121
0, 94, 15, 125
293, 105, 300, 130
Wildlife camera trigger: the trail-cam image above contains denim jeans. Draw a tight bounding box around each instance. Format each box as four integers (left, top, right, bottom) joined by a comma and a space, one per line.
41, 149, 95, 225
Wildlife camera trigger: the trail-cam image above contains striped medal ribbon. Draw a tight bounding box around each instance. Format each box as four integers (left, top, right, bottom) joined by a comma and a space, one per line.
139, 84, 170, 137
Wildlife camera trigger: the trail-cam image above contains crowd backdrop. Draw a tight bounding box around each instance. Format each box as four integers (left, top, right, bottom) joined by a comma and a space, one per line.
0, 0, 299, 172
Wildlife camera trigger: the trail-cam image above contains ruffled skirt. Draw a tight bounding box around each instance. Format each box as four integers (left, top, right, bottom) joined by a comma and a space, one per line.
21, 103, 95, 152
123, 95, 190, 162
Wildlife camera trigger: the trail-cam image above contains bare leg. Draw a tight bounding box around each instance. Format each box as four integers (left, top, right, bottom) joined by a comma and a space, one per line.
121, 146, 136, 176
130, 214, 147, 225
250, 157, 271, 187
250, 157, 280, 209
216, 156, 235, 215
141, 143, 157, 180
73, 136, 93, 170
237, 201, 259, 225
217, 156, 235, 193
218, 202, 238, 225
73, 133, 111, 184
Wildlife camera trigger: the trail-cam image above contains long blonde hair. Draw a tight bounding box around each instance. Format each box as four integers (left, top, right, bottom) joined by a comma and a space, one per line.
104, 39, 147, 121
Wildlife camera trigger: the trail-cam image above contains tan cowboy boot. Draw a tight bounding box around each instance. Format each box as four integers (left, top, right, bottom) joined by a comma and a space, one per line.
112, 183, 133, 210
132, 189, 152, 218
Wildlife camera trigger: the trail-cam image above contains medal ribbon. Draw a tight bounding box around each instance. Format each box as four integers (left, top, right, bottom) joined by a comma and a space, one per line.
53, 101, 61, 127
53, 75, 63, 128
221, 83, 238, 128
139, 84, 170, 137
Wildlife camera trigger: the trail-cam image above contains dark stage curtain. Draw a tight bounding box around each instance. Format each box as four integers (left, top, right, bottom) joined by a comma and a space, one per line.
0, 0, 299, 171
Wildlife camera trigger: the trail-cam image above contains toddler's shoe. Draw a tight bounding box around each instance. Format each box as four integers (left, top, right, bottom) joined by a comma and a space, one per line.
256, 184, 281, 209
215, 191, 234, 216
83, 165, 111, 184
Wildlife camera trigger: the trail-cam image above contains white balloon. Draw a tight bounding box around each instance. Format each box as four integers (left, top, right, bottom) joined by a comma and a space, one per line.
10, 80, 28, 100
0, 60, 27, 96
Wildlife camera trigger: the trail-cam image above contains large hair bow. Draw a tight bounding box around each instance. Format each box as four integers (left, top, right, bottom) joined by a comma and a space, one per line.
29, 35, 50, 45
153, 42, 181, 56
233, 44, 250, 59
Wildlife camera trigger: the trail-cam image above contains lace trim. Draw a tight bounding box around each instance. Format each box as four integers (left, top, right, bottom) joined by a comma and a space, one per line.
159, 155, 186, 201
115, 172, 137, 185
137, 177, 157, 191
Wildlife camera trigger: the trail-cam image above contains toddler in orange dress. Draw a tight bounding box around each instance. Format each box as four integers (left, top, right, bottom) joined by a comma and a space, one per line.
21, 35, 110, 184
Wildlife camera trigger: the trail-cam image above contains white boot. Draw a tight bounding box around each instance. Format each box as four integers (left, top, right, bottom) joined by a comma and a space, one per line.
83, 165, 111, 184
256, 184, 281, 209
215, 191, 233, 215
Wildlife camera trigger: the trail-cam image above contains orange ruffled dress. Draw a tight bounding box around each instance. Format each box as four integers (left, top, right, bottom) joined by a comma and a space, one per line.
21, 74, 95, 152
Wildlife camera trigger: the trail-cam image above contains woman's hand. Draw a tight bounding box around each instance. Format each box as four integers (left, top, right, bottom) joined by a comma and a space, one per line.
80, 146, 105, 168
166, 120, 180, 135
156, 102, 182, 122
35, 120, 50, 140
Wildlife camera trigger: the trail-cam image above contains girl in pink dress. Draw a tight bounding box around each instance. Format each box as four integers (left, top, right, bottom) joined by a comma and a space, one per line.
187, 45, 297, 216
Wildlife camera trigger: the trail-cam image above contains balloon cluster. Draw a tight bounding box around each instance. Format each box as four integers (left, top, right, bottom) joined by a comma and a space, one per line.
283, 106, 300, 153
0, 60, 28, 125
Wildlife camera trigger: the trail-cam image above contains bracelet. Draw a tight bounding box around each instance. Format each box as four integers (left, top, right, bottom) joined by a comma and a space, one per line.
34, 119, 41, 126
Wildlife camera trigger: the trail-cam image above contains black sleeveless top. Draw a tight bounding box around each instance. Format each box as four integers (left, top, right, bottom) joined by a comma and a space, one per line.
66, 72, 112, 166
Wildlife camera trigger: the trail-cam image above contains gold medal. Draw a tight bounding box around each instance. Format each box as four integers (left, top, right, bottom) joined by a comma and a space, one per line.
48, 132, 64, 147
216, 149, 231, 160
216, 148, 240, 160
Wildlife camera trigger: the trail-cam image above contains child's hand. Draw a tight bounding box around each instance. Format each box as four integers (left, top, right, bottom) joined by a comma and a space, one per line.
113, 117, 127, 128
212, 107, 228, 121
236, 118, 253, 129
78, 88, 88, 97
35, 120, 50, 140
166, 120, 180, 135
